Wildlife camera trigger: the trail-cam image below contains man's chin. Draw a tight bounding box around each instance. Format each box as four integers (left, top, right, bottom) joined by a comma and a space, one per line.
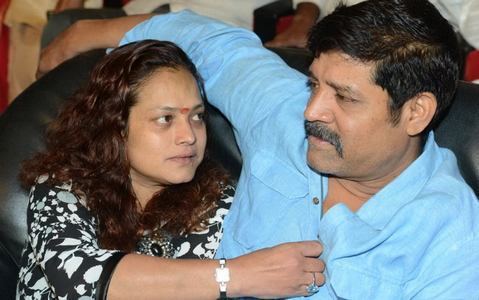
306, 159, 338, 176
307, 146, 343, 169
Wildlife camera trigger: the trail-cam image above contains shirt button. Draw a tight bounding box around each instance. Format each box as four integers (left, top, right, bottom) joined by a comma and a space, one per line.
312, 197, 320, 205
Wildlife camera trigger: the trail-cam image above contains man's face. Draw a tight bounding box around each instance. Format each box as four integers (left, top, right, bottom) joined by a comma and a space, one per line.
305, 51, 417, 182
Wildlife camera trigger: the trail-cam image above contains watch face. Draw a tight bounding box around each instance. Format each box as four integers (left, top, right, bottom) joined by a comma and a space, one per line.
215, 267, 230, 282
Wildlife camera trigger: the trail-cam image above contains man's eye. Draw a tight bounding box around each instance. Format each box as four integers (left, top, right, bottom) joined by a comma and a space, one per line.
192, 112, 205, 122
335, 94, 357, 103
157, 115, 173, 124
307, 79, 319, 90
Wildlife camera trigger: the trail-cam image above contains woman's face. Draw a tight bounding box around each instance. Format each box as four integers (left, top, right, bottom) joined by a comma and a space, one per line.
126, 67, 206, 201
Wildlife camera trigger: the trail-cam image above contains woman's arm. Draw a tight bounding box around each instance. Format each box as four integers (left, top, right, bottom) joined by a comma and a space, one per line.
108, 183, 324, 299
20, 180, 123, 298
23, 180, 324, 299
108, 241, 324, 300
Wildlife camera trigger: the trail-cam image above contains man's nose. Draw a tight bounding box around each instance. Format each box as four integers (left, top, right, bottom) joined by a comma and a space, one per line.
304, 89, 335, 123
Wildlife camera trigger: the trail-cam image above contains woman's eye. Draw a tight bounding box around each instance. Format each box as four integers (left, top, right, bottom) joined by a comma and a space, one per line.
192, 112, 205, 122
157, 115, 173, 124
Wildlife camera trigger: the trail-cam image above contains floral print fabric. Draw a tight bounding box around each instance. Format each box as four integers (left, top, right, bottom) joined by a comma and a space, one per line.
16, 175, 233, 299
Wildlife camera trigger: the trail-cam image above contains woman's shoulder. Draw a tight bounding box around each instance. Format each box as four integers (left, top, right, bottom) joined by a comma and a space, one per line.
30, 174, 86, 207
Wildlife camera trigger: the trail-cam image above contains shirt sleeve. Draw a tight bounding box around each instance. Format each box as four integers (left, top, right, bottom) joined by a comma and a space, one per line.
119, 10, 308, 152
23, 179, 124, 299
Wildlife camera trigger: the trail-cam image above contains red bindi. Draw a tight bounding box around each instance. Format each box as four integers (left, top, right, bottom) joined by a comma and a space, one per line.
179, 107, 190, 114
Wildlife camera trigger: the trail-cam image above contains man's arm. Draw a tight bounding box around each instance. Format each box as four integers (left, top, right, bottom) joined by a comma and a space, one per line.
37, 14, 153, 77
120, 10, 309, 149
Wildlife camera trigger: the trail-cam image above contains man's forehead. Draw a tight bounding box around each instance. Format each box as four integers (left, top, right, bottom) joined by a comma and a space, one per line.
309, 53, 376, 83
310, 51, 372, 70
308, 52, 387, 99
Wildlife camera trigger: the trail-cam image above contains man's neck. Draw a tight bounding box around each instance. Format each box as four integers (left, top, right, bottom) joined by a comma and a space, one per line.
323, 161, 417, 213
322, 135, 425, 213
323, 177, 381, 213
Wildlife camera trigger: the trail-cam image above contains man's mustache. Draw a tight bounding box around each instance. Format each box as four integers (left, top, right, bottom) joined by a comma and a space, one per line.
304, 121, 343, 158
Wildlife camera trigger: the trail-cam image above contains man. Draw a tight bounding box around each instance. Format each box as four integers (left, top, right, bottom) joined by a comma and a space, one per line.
116, 0, 479, 298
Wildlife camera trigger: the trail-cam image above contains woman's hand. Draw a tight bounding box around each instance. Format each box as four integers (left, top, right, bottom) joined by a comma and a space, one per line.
228, 241, 325, 298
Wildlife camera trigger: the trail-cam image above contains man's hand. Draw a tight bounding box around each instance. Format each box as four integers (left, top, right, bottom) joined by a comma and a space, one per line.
228, 241, 325, 298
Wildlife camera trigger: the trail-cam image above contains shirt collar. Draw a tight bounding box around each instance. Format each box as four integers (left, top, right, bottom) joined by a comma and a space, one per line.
356, 131, 443, 229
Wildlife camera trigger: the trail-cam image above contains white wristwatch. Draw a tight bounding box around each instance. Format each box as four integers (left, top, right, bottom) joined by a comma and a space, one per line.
215, 258, 230, 299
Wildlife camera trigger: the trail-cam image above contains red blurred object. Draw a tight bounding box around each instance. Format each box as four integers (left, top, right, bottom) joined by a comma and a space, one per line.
276, 15, 293, 34
464, 50, 479, 82
0, 25, 8, 113
0, 0, 10, 113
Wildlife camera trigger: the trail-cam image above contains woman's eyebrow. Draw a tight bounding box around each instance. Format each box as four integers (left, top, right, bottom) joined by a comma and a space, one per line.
156, 103, 205, 113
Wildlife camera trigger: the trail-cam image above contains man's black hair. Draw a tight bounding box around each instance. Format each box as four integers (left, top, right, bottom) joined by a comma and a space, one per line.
308, 0, 459, 127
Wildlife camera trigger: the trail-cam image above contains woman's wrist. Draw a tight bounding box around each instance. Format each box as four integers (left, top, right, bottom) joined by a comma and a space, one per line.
220, 257, 243, 298
214, 259, 230, 299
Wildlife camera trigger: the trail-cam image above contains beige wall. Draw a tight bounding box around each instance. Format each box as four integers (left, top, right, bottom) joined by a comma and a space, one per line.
4, 0, 102, 102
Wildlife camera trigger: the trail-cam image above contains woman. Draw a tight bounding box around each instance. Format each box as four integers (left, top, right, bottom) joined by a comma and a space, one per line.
17, 40, 324, 299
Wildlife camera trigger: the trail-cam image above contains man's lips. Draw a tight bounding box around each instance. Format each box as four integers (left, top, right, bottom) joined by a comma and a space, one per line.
308, 135, 334, 147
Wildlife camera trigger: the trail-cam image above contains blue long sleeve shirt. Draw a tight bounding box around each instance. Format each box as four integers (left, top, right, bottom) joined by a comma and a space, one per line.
120, 11, 479, 299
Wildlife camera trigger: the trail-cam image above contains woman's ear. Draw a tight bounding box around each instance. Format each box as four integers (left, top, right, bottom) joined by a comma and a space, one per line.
402, 92, 437, 136
121, 121, 129, 139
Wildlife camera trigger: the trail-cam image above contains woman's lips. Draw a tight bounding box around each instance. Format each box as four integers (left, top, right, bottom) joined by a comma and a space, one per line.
168, 153, 197, 164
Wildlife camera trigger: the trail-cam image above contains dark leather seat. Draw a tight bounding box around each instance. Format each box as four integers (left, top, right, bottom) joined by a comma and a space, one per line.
1, 45, 478, 300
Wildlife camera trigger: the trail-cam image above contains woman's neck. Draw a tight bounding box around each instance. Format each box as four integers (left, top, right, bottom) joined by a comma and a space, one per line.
131, 180, 163, 210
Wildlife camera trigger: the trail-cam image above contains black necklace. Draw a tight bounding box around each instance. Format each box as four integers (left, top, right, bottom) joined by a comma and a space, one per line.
136, 228, 175, 258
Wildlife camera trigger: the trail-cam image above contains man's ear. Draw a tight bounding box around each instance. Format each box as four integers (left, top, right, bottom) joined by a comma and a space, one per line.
402, 92, 437, 136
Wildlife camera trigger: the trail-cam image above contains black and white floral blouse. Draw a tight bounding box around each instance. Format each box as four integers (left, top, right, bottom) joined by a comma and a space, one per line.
16, 174, 234, 299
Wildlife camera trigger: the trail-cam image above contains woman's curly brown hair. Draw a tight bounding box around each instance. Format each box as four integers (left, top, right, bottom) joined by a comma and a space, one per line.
20, 40, 228, 251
